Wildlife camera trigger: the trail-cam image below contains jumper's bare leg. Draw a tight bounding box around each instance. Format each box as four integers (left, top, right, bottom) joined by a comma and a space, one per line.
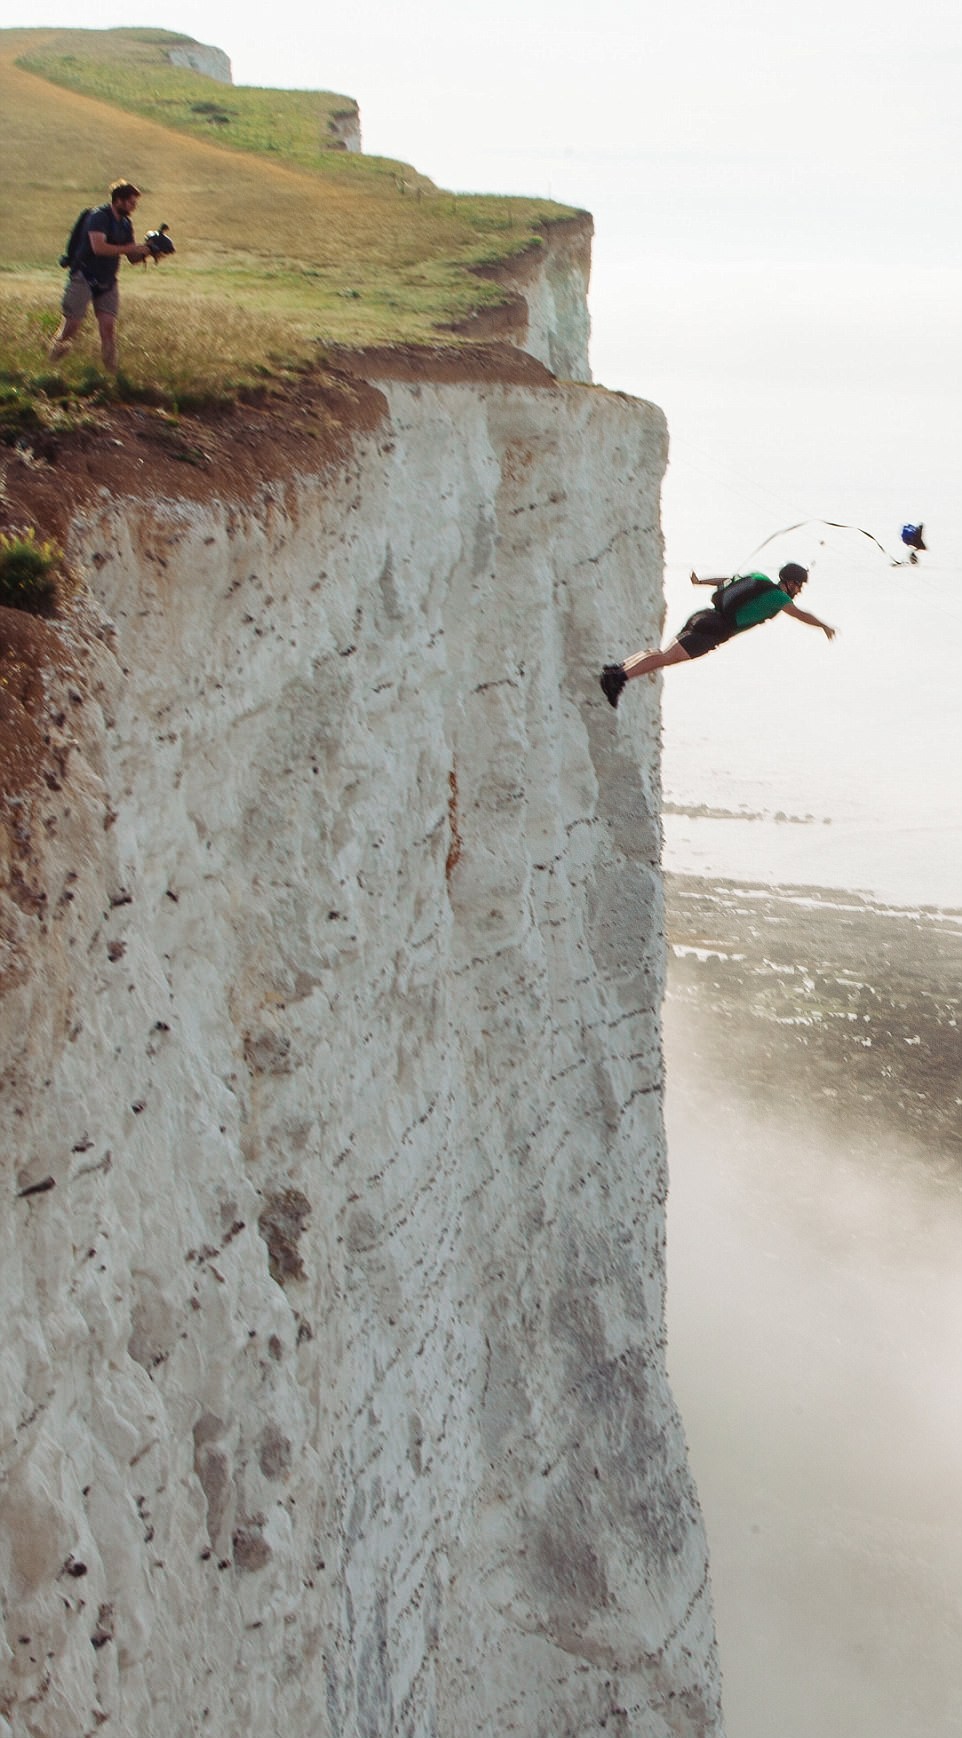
623, 641, 692, 680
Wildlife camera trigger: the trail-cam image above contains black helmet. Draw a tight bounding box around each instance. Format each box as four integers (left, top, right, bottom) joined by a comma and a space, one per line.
778, 562, 808, 587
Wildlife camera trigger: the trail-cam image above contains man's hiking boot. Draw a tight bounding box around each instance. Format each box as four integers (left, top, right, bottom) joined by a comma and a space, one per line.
600, 664, 627, 709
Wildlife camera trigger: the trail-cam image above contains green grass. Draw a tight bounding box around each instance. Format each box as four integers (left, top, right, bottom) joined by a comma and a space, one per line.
12, 26, 362, 168
0, 26, 582, 419
0, 277, 320, 432
0, 526, 64, 613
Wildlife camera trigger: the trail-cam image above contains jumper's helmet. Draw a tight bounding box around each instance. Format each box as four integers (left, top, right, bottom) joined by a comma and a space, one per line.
778, 562, 808, 587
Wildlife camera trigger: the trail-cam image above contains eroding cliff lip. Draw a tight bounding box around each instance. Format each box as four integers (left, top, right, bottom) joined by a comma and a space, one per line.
325, 339, 560, 388
0, 369, 390, 536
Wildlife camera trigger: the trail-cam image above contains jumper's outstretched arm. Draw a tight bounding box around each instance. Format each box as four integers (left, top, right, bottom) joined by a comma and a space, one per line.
782, 601, 836, 640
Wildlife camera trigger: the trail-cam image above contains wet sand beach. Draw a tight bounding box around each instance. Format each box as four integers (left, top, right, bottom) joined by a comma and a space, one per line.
663, 873, 962, 1738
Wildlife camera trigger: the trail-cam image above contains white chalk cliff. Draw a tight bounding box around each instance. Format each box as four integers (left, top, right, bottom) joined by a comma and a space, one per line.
0, 246, 725, 1732
165, 39, 233, 85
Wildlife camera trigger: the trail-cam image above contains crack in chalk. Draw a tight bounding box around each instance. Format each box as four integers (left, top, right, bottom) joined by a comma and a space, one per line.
473, 677, 520, 695
623, 1082, 662, 1107
569, 522, 648, 571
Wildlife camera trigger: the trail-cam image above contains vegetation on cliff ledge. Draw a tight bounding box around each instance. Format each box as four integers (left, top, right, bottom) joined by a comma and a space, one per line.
0, 26, 581, 428
0, 526, 65, 614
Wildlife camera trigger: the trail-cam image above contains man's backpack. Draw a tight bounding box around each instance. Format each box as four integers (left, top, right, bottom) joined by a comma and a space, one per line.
59, 208, 92, 272
711, 573, 773, 616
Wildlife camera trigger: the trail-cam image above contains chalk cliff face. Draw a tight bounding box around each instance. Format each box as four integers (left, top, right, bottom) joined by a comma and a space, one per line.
455, 217, 594, 384
0, 351, 723, 1734
327, 106, 363, 154
498, 219, 594, 383
166, 40, 233, 83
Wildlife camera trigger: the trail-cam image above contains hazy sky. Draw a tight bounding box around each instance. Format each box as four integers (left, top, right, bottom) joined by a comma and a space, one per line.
11, 12, 961, 1727
14, 0, 962, 571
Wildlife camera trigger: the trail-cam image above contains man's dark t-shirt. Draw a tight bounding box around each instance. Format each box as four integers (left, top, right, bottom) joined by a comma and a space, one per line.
80, 203, 134, 293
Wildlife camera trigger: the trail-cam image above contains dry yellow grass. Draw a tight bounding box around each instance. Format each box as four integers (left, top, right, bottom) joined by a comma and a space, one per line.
9, 25, 359, 168
0, 27, 580, 407
0, 274, 320, 406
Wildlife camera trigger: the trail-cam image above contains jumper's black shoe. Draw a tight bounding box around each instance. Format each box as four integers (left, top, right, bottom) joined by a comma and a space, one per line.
600, 664, 627, 709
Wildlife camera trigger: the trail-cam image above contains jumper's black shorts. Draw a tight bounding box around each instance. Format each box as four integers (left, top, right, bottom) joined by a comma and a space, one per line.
675, 607, 733, 659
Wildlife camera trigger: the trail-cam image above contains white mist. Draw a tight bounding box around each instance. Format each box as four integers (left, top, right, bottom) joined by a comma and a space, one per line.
665, 994, 962, 1738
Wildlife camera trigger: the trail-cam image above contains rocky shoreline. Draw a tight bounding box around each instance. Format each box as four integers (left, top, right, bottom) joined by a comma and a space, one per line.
664, 873, 962, 1177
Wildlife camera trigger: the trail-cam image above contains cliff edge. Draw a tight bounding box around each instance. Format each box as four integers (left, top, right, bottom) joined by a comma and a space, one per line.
0, 276, 723, 1738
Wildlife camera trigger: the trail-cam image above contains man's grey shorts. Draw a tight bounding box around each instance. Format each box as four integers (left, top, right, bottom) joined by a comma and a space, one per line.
61, 273, 120, 319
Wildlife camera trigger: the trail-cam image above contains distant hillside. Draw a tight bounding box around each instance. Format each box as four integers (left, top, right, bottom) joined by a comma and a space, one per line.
0, 27, 582, 413
10, 26, 362, 165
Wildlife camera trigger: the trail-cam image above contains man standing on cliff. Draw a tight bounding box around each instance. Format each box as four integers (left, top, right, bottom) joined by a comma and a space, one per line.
49, 180, 152, 374
599, 563, 836, 707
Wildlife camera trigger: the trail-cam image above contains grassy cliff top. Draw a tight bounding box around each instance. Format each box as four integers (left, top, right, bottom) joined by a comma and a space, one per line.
8, 27, 362, 168
0, 27, 585, 423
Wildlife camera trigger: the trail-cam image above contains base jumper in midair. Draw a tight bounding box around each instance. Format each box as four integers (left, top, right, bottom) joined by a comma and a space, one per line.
599, 563, 836, 708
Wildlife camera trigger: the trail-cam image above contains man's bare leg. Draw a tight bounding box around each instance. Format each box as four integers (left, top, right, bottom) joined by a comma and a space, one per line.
95, 309, 119, 372
600, 638, 691, 707
48, 314, 84, 362
623, 640, 691, 680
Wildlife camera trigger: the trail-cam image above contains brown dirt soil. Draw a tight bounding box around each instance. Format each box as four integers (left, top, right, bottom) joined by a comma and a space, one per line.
1, 344, 555, 547
0, 603, 83, 985
0, 607, 75, 801
0, 343, 560, 818
326, 340, 558, 388
0, 368, 389, 549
